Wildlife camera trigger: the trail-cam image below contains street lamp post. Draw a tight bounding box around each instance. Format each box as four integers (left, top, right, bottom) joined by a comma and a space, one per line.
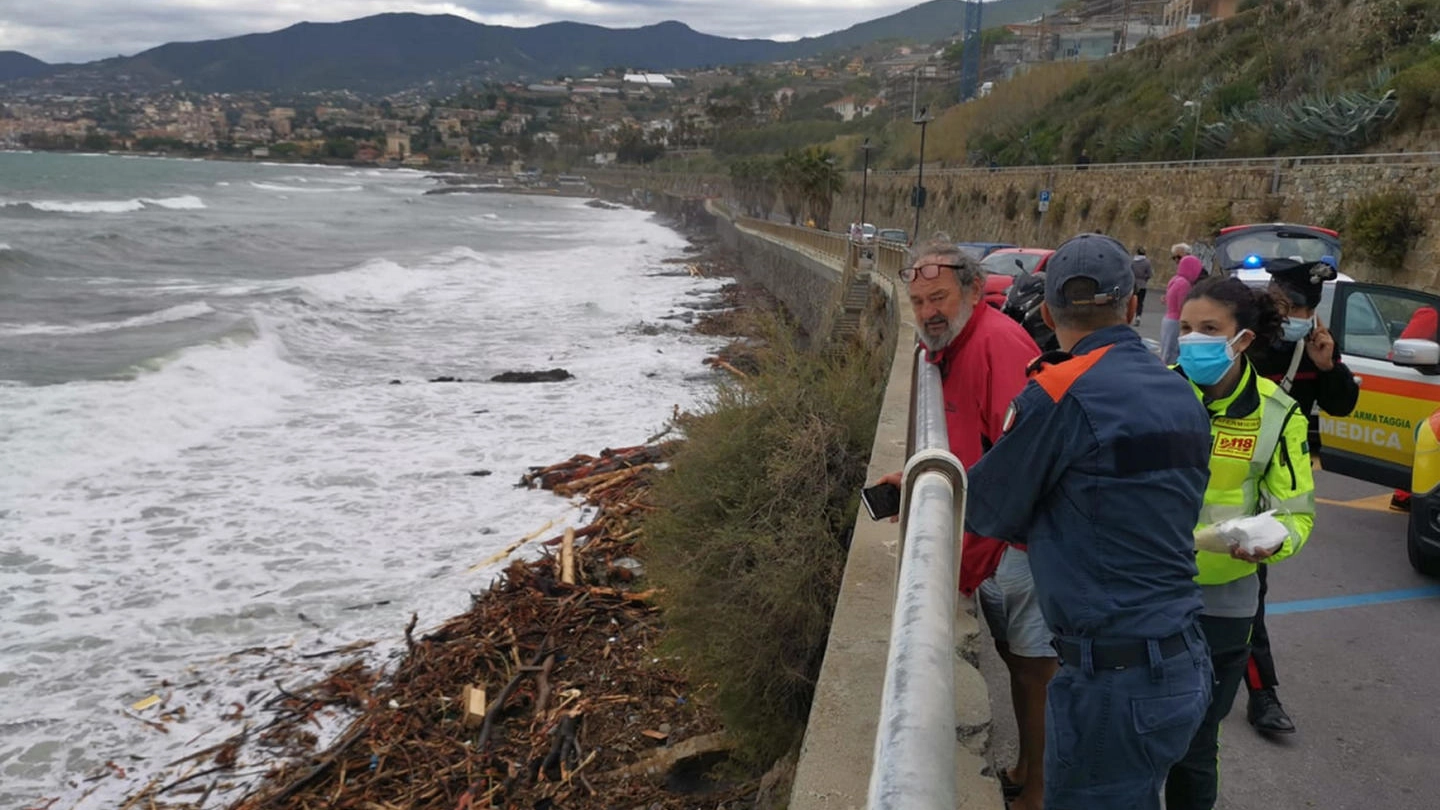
912, 107, 932, 244
859, 137, 874, 233
1184, 99, 1201, 163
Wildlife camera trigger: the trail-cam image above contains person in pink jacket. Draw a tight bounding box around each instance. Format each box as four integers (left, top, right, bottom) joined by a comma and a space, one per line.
1161, 252, 1205, 364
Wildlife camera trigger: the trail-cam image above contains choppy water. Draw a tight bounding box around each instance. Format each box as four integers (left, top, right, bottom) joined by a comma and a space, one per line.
0, 152, 726, 807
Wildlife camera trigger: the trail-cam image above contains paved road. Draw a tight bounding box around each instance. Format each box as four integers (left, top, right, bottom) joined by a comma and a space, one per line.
976, 308, 1440, 809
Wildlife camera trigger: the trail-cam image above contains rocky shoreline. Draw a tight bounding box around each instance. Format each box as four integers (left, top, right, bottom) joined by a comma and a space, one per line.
110, 224, 786, 810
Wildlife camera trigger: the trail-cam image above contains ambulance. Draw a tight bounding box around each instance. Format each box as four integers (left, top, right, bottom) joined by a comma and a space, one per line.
1220, 223, 1440, 576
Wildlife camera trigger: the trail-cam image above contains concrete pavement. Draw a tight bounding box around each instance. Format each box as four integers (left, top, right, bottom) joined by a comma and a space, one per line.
978, 303, 1440, 808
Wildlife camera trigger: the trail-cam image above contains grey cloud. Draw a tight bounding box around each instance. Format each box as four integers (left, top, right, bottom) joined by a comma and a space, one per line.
0, 0, 915, 62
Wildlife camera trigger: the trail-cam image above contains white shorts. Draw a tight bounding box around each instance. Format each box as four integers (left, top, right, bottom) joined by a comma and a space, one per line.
976, 546, 1054, 659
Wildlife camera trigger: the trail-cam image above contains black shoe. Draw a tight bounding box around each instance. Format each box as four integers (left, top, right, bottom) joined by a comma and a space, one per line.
1247, 688, 1296, 735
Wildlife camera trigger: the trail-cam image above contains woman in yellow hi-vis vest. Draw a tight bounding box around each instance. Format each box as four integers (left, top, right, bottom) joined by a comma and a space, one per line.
1165, 276, 1316, 810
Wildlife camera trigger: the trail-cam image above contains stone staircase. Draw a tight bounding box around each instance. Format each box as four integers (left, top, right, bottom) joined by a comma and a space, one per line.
830, 276, 873, 341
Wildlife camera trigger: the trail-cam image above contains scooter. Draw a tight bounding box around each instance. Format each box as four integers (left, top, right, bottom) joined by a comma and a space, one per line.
1003, 270, 1059, 353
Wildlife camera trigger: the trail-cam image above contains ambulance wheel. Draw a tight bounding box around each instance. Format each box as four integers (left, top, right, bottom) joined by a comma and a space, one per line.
1407, 506, 1440, 578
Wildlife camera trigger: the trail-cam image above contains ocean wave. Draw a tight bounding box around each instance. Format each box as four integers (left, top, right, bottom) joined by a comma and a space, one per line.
250, 181, 363, 194
0, 322, 309, 493
0, 302, 217, 337
0, 242, 10, 251
0, 195, 207, 214
289, 258, 433, 305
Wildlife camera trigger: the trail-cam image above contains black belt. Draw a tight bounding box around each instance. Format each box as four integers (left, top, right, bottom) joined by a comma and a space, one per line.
1054, 631, 1190, 671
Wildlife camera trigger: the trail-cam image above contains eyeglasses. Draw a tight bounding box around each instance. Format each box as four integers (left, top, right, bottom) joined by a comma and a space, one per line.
901, 263, 963, 283
1171, 255, 1183, 261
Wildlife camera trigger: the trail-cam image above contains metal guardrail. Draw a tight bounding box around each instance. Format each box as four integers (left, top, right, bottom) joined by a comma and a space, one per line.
868, 346, 967, 810
732, 217, 852, 262
865, 150, 1440, 178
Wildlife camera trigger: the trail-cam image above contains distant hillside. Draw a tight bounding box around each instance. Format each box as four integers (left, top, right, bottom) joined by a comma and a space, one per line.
2, 0, 1060, 95
105, 14, 794, 93
901, 0, 1440, 167
791, 0, 1059, 52
0, 51, 52, 82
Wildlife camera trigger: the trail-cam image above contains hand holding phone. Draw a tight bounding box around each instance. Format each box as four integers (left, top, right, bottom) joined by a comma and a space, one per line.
861, 482, 902, 521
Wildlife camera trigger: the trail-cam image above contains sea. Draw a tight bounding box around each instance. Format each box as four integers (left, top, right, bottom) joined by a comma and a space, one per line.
0, 151, 728, 808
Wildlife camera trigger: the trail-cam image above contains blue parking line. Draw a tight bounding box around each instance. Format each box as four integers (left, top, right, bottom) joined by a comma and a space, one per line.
1268, 585, 1440, 616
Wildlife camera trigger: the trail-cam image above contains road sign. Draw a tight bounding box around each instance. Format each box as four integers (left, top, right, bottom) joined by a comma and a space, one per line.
1038, 189, 1051, 213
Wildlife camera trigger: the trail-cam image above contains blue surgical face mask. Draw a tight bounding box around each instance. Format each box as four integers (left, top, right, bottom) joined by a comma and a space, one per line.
1178, 331, 1247, 385
1281, 317, 1314, 343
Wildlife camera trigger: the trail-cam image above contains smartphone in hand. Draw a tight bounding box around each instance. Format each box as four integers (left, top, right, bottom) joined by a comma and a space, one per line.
861, 482, 902, 521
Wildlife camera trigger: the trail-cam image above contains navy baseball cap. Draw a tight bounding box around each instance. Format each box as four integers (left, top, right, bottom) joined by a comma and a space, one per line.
1044, 233, 1136, 308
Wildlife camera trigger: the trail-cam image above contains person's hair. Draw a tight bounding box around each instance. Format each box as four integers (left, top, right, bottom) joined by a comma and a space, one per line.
1136, 246, 1146, 256
1048, 277, 1130, 330
1185, 276, 1285, 345
1171, 242, 1191, 258
906, 233, 982, 289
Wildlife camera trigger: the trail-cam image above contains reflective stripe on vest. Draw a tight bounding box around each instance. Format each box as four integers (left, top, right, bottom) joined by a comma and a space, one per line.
1196, 378, 1297, 585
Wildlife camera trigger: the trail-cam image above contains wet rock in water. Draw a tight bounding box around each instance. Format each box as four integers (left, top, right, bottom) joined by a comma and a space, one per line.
490, 368, 574, 383
429, 375, 465, 383
467, 470, 493, 477
389, 379, 403, 385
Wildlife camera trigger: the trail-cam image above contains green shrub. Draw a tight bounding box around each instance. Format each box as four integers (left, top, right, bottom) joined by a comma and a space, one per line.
1204, 200, 1234, 234
1003, 185, 1022, 220
1321, 204, 1347, 232
1349, 189, 1425, 272
1391, 53, 1440, 128
1048, 196, 1069, 228
1102, 199, 1121, 230
643, 316, 888, 765
1129, 198, 1152, 227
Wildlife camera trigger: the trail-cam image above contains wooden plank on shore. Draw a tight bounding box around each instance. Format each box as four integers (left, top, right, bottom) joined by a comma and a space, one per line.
561, 527, 576, 585
462, 684, 488, 728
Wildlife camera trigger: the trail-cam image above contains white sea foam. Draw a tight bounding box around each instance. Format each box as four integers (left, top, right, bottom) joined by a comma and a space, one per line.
3, 195, 206, 213
0, 301, 217, 336
250, 181, 363, 193
0, 242, 10, 251
0, 324, 309, 496
0, 166, 724, 810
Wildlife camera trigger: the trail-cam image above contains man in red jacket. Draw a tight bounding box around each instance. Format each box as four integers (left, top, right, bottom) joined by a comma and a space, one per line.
877, 234, 1053, 809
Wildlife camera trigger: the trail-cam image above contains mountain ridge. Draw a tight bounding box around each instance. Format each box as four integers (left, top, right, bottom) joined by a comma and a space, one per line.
0, 0, 1059, 94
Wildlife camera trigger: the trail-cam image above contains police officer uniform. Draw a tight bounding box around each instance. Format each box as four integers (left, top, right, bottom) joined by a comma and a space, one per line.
965, 234, 1215, 809
1243, 258, 1357, 735
1166, 355, 1316, 810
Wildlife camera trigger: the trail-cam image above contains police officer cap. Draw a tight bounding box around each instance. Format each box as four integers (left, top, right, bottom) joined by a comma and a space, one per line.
1044, 233, 1136, 308
1266, 257, 1337, 309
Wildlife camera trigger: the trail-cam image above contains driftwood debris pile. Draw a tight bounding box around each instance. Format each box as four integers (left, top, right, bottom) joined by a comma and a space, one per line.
122, 443, 753, 810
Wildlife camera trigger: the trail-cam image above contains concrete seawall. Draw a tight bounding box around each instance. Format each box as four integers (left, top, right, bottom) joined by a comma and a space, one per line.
594, 158, 1440, 290
596, 182, 1001, 809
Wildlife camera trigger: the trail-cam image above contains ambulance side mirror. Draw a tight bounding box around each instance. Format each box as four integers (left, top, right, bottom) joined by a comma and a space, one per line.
1392, 338, 1440, 376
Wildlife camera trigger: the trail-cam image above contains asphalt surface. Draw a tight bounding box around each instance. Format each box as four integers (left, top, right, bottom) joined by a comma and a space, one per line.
976, 309, 1440, 809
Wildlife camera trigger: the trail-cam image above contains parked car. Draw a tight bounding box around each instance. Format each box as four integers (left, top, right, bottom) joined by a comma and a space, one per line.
877, 228, 908, 245
848, 223, 877, 243
979, 247, 1053, 309
956, 241, 1018, 260
1218, 222, 1440, 576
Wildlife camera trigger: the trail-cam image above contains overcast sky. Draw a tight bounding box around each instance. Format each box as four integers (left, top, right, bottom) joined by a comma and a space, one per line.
0, 0, 927, 63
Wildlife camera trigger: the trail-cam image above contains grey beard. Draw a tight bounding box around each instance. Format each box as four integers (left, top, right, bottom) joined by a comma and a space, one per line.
919, 313, 966, 352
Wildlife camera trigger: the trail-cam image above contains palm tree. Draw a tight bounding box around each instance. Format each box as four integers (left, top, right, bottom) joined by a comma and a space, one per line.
799, 146, 846, 231
777, 149, 808, 226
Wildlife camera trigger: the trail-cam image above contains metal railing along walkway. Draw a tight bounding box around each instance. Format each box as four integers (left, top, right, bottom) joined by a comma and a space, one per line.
718, 209, 970, 809
867, 345, 967, 810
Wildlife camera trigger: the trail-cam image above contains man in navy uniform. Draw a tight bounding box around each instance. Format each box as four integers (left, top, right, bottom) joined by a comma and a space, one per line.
964, 233, 1215, 809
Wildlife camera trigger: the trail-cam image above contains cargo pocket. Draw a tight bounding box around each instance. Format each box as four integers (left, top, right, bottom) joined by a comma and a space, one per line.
1045, 675, 1082, 772
1132, 690, 1206, 772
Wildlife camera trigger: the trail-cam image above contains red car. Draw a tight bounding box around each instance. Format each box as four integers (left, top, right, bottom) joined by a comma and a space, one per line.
980, 248, 1054, 308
